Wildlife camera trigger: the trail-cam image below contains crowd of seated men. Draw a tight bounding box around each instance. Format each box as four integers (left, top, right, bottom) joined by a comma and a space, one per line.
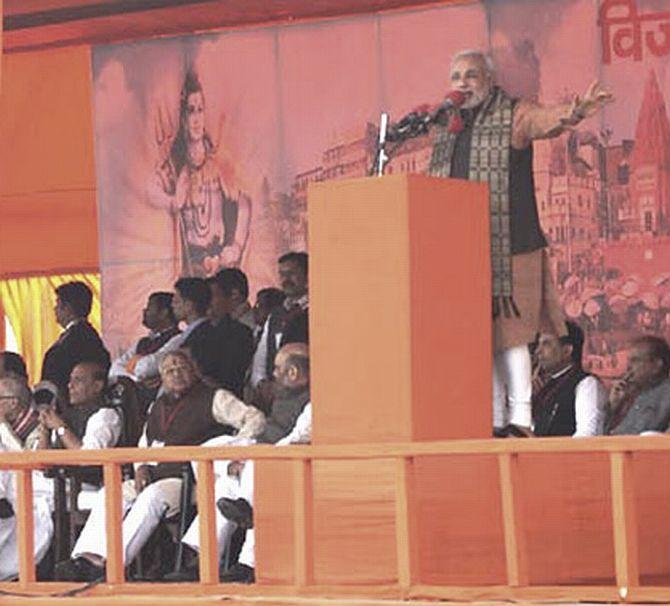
1, 245, 670, 583
527, 322, 670, 438
0, 251, 308, 582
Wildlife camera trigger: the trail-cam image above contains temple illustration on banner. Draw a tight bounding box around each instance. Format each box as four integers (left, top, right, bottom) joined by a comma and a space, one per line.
273, 69, 670, 377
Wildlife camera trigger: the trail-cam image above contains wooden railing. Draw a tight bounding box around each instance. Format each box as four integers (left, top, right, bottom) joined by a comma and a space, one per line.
1, 435, 670, 602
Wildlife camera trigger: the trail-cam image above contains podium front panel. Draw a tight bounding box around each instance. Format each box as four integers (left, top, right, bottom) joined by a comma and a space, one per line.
308, 174, 491, 443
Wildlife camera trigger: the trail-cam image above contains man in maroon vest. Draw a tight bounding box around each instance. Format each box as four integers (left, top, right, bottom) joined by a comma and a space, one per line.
54, 349, 264, 582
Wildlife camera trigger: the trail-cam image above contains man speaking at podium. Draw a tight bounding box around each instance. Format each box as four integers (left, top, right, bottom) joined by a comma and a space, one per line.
427, 50, 611, 435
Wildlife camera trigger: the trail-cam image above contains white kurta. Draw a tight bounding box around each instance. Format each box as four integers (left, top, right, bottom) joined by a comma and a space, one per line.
0, 466, 53, 581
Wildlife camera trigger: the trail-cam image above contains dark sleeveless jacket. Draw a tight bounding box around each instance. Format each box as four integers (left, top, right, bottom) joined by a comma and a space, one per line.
146, 380, 234, 479
258, 387, 310, 444
448, 102, 547, 255
532, 366, 590, 436
62, 396, 119, 485
135, 326, 181, 355
63, 397, 113, 443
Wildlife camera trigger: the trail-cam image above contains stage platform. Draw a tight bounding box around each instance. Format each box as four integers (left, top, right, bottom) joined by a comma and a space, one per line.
1, 436, 670, 604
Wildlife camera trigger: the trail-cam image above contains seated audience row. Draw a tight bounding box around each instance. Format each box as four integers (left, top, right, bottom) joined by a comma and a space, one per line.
530, 324, 670, 437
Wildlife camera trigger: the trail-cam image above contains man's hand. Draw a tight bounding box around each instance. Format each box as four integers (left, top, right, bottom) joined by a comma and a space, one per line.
38, 408, 64, 431
134, 465, 153, 494
141, 376, 161, 391
573, 80, 614, 120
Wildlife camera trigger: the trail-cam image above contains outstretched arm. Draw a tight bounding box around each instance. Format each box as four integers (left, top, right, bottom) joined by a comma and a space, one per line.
512, 80, 613, 149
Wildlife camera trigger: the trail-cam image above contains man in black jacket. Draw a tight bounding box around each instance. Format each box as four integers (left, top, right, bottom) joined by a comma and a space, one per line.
201, 271, 254, 397
42, 282, 110, 407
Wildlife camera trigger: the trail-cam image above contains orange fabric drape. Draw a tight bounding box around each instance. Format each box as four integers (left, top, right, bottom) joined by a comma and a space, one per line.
0, 272, 101, 384
0, 46, 100, 378
0, 46, 98, 276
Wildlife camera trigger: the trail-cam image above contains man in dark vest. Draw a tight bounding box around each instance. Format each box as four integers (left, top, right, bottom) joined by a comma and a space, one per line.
175, 342, 311, 583
607, 335, 670, 434
249, 252, 309, 413
131, 278, 210, 384
38, 362, 122, 452
427, 50, 611, 435
42, 281, 111, 406
532, 322, 606, 437
109, 292, 180, 382
55, 349, 264, 582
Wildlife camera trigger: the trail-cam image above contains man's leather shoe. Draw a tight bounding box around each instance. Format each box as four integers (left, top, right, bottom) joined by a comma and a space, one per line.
220, 562, 254, 583
162, 564, 199, 582
54, 557, 105, 582
217, 497, 253, 529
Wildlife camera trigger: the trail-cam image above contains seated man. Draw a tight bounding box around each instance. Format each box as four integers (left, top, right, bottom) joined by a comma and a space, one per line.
176, 343, 311, 582
0, 373, 54, 580
0, 352, 29, 381
251, 288, 286, 339
38, 362, 122, 453
0, 375, 53, 500
209, 268, 256, 331
131, 278, 210, 384
109, 292, 180, 381
41, 281, 111, 404
249, 252, 309, 412
204, 270, 254, 397
0, 445, 53, 581
54, 350, 264, 582
0, 375, 42, 452
131, 278, 249, 396
219, 399, 312, 584
532, 322, 607, 436
607, 335, 670, 434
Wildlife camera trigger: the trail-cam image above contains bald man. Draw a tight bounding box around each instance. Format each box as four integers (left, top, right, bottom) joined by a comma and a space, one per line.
174, 343, 311, 582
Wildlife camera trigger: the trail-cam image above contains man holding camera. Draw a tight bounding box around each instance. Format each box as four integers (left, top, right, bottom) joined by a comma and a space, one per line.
38, 361, 122, 451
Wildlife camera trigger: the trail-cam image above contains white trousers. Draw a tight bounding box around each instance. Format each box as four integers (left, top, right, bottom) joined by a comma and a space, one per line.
182, 460, 254, 562
72, 477, 182, 565
0, 470, 53, 581
492, 344, 532, 429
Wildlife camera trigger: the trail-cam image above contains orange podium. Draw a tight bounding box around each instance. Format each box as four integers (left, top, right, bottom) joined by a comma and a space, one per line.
255, 174, 496, 586
308, 174, 492, 443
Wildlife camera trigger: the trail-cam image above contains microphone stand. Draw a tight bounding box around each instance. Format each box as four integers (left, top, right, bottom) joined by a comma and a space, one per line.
370, 102, 455, 176
374, 112, 389, 177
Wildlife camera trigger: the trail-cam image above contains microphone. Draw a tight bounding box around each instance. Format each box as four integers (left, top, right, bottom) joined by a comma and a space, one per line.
386, 90, 466, 142
431, 90, 466, 121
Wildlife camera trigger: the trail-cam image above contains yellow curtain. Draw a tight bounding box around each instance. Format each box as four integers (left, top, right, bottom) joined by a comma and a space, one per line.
0, 272, 101, 384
